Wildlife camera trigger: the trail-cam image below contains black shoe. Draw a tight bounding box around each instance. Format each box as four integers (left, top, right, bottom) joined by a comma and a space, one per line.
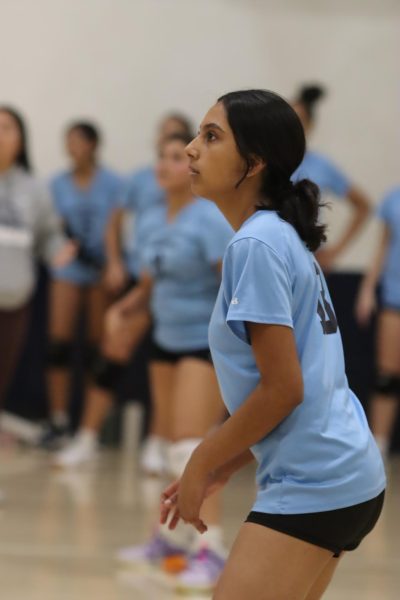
38, 423, 70, 451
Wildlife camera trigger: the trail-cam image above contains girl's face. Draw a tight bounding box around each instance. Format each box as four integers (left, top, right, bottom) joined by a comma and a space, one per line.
0, 111, 22, 168
185, 102, 246, 201
66, 129, 96, 166
156, 139, 191, 192
156, 117, 189, 150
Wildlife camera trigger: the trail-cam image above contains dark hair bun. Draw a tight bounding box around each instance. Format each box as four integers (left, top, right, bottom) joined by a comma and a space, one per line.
299, 84, 326, 106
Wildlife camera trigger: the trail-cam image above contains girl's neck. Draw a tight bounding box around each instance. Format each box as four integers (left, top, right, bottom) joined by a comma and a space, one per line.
215, 189, 259, 231
73, 161, 97, 188
166, 188, 195, 221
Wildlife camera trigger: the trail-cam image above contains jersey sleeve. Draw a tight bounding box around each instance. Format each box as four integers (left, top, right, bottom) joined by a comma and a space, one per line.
200, 205, 233, 264
119, 173, 140, 210
223, 238, 293, 343
323, 158, 351, 197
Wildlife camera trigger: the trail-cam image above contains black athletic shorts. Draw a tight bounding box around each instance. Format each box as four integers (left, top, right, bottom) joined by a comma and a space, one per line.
246, 490, 385, 557
149, 340, 212, 365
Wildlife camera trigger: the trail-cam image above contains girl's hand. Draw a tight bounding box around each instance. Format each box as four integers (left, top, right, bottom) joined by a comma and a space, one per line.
355, 285, 376, 327
103, 259, 128, 294
52, 241, 78, 269
160, 462, 230, 533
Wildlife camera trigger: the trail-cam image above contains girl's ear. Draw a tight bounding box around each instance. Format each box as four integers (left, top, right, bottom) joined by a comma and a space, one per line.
246, 155, 266, 179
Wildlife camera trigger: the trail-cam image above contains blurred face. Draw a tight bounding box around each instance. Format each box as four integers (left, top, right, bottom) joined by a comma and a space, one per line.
66, 129, 97, 166
185, 102, 247, 201
292, 102, 311, 135
156, 117, 189, 150
0, 111, 22, 168
156, 139, 191, 193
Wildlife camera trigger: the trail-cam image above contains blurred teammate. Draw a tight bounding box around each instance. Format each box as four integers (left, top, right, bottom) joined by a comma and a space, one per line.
52, 114, 195, 467
41, 122, 122, 448
292, 84, 370, 271
116, 133, 232, 593
356, 186, 400, 456
0, 106, 75, 411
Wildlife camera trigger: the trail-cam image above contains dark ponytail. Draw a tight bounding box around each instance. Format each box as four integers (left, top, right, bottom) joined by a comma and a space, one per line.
0, 106, 32, 172
218, 89, 326, 252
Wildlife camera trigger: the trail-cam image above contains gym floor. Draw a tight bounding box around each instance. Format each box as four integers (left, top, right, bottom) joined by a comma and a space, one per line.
0, 445, 398, 600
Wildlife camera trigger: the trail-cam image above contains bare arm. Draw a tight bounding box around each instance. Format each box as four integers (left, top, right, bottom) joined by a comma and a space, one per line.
337, 186, 371, 253
355, 223, 391, 326
113, 271, 153, 315
104, 208, 128, 293
317, 185, 371, 271
189, 323, 303, 477
105, 208, 125, 263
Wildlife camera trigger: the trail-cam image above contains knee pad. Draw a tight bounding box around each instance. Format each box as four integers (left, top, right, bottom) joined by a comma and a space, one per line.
167, 438, 202, 479
374, 373, 400, 397
47, 340, 73, 367
91, 354, 125, 390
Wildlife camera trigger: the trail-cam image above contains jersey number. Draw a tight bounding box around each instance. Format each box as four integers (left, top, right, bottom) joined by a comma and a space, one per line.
315, 264, 338, 335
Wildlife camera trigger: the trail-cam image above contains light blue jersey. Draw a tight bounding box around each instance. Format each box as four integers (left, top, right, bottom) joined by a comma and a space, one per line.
121, 166, 165, 278
142, 198, 233, 351
51, 166, 122, 285
292, 151, 351, 197
377, 187, 400, 309
209, 210, 385, 514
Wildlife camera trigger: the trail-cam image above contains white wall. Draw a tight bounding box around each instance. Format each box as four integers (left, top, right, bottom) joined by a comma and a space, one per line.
1, 0, 399, 270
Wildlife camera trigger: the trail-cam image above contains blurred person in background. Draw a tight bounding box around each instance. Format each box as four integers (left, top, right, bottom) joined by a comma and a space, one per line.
292, 84, 370, 272
0, 106, 75, 418
51, 114, 195, 468
41, 122, 123, 449
115, 133, 232, 594
356, 186, 400, 457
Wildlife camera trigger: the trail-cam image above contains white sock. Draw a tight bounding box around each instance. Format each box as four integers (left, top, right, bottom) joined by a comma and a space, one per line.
76, 429, 98, 448
159, 522, 193, 551
52, 411, 69, 428
192, 525, 226, 557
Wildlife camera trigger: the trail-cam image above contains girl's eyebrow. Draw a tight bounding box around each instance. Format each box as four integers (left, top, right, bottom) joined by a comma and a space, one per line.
201, 122, 225, 133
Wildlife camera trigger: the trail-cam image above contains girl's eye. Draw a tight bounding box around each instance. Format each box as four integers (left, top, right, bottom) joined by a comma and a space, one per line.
205, 131, 217, 142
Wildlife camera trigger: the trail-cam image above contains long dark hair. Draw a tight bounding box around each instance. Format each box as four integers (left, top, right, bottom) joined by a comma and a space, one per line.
0, 106, 32, 172
218, 90, 326, 251
294, 84, 326, 122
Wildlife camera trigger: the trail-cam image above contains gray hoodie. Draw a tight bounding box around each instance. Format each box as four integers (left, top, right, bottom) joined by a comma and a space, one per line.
0, 166, 65, 309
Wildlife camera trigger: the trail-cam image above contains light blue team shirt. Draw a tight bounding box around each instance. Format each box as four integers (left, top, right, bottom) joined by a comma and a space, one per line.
141, 198, 233, 352
209, 210, 385, 514
292, 150, 351, 197
51, 166, 122, 285
121, 166, 165, 278
376, 187, 400, 308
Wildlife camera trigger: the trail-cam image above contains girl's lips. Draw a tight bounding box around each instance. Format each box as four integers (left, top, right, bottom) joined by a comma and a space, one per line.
189, 165, 200, 175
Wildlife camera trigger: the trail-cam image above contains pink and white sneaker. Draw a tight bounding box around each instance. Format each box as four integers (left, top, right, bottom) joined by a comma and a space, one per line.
175, 547, 225, 593
116, 533, 186, 569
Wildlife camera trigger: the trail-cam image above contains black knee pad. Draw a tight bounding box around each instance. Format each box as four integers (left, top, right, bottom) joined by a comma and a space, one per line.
91, 354, 125, 390
374, 373, 400, 397
47, 340, 73, 367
